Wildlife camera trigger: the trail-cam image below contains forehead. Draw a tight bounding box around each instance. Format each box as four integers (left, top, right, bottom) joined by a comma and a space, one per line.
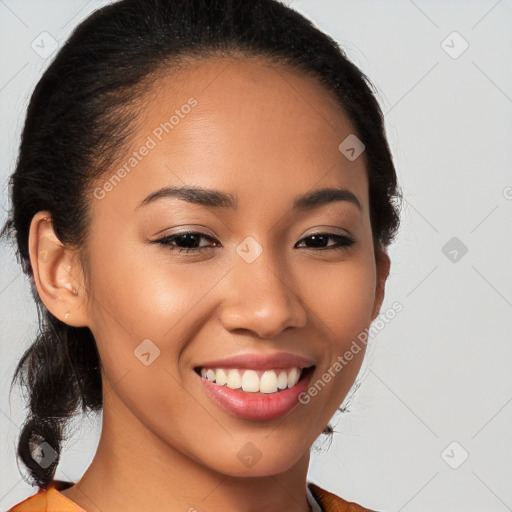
143, 55, 359, 158
93, 56, 368, 217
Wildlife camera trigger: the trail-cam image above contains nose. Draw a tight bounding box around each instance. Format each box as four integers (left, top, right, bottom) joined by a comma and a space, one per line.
218, 249, 308, 338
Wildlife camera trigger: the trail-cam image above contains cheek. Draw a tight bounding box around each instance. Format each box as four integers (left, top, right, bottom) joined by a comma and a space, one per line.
85, 244, 206, 439
85, 240, 229, 388
86, 235, 213, 334
302, 257, 377, 342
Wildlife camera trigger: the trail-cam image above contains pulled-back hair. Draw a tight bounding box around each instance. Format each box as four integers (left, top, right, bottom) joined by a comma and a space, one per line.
1, 0, 401, 489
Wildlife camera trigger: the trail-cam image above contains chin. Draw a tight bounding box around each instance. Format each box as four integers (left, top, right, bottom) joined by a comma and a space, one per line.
200, 440, 308, 478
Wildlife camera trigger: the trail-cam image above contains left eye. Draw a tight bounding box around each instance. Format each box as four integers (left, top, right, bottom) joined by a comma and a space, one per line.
295, 233, 355, 250
153, 231, 356, 254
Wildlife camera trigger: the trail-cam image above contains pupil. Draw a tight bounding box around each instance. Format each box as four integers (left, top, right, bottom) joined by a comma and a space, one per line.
179, 234, 198, 248
308, 235, 326, 247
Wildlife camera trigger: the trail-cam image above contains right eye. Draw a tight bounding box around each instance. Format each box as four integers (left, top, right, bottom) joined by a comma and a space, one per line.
153, 231, 221, 254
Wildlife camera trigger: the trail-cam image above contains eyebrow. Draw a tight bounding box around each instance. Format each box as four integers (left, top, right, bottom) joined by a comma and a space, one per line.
137, 185, 362, 212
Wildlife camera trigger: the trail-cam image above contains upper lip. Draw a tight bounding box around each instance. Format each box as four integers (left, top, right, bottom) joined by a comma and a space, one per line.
195, 352, 316, 371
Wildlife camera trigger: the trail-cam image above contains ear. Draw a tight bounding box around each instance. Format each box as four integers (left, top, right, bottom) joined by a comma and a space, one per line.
371, 247, 391, 321
28, 211, 89, 327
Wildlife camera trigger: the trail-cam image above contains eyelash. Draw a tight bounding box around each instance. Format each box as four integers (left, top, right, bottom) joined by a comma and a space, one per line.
153, 231, 356, 254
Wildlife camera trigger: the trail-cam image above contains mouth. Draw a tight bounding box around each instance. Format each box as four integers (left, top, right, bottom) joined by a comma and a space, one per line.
193, 365, 315, 395
194, 364, 316, 421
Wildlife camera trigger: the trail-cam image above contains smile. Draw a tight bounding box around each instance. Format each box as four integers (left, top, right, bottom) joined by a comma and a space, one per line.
195, 365, 316, 421
197, 366, 305, 394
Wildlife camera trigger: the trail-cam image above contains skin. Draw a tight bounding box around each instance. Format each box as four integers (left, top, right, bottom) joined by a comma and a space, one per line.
29, 56, 390, 512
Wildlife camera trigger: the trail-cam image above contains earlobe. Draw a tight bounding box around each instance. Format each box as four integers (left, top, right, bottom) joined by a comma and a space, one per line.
28, 211, 88, 327
371, 248, 391, 321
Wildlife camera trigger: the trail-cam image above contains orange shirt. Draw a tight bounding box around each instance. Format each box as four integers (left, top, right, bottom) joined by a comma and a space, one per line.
7, 480, 378, 512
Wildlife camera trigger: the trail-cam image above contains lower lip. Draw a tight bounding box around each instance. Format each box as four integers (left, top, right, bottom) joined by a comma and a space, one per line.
197, 367, 314, 421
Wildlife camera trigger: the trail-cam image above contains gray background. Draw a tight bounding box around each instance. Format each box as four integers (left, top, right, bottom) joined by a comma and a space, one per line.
1, 1, 511, 511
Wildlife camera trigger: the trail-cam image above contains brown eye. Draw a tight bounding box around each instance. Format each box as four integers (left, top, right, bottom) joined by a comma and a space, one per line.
154, 232, 220, 254
295, 233, 355, 250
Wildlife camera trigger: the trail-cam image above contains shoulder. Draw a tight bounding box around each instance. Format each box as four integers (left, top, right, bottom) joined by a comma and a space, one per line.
6, 480, 84, 512
8, 479, 380, 512
308, 482, 382, 512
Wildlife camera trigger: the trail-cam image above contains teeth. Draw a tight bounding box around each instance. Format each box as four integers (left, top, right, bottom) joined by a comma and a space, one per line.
215, 368, 228, 386
242, 370, 260, 392
227, 368, 242, 389
260, 370, 277, 393
287, 367, 299, 388
277, 370, 288, 390
200, 367, 304, 393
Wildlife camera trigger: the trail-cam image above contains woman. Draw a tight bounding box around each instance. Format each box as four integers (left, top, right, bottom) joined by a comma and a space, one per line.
2, 0, 401, 510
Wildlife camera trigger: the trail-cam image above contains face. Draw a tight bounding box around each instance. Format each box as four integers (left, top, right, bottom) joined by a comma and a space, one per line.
31, 56, 389, 477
